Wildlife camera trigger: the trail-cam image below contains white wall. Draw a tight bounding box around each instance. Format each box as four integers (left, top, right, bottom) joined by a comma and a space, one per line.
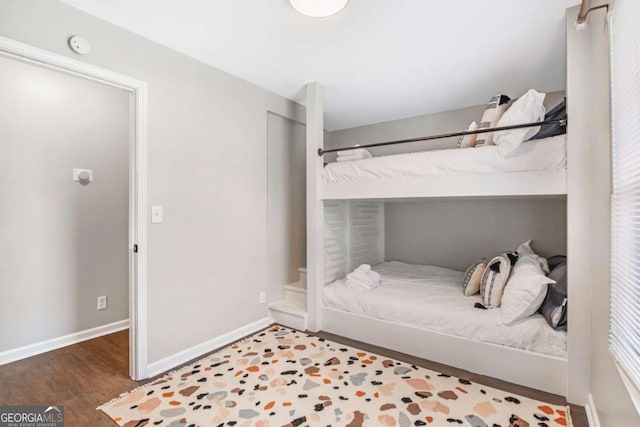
267, 113, 306, 295
385, 198, 567, 271
0, 55, 130, 352
0, 0, 304, 365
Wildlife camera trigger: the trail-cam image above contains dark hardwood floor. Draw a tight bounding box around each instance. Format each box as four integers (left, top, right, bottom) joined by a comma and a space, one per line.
0, 330, 138, 426
0, 327, 587, 427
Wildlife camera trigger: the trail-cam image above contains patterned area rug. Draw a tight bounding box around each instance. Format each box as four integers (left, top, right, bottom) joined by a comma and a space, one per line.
100, 325, 570, 427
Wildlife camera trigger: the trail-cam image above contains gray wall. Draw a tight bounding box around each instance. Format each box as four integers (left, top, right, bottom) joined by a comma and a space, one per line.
385, 198, 567, 271
267, 113, 306, 295
0, 55, 129, 352
0, 0, 304, 364
327, 91, 566, 159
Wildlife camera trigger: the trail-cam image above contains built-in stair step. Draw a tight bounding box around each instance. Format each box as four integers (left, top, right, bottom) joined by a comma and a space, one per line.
269, 299, 307, 331
298, 267, 307, 288
284, 283, 306, 306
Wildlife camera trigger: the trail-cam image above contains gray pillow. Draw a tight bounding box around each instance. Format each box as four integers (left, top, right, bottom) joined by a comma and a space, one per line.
529, 98, 566, 141
539, 260, 567, 330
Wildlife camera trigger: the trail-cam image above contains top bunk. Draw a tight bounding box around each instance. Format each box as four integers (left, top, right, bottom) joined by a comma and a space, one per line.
318, 90, 568, 200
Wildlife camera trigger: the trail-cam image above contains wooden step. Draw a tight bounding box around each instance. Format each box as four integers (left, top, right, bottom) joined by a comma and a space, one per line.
269, 299, 306, 331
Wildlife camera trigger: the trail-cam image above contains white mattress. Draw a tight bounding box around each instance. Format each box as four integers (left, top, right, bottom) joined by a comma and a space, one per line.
322, 261, 567, 358
323, 135, 566, 184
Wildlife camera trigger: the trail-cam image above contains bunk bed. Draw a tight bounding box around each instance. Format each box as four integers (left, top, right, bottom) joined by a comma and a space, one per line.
322, 134, 567, 200
323, 261, 567, 358
304, 82, 571, 397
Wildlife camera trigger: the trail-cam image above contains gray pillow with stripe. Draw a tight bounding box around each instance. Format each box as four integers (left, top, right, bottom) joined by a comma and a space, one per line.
539, 258, 567, 330
462, 258, 486, 296
475, 95, 511, 147
480, 251, 518, 308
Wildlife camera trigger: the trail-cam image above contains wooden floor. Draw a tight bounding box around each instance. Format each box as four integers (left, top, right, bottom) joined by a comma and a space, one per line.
0, 330, 137, 427
0, 328, 587, 427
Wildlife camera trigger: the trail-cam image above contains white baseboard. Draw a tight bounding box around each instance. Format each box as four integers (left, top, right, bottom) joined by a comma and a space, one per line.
146, 317, 273, 378
0, 319, 129, 365
585, 393, 601, 427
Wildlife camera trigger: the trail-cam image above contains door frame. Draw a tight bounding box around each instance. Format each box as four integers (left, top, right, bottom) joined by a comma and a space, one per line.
0, 36, 149, 380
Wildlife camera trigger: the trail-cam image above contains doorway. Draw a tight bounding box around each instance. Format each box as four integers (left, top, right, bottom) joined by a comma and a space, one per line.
0, 37, 148, 380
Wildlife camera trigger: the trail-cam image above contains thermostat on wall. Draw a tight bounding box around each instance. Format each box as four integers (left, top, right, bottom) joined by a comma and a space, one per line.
68, 36, 91, 55
73, 168, 93, 182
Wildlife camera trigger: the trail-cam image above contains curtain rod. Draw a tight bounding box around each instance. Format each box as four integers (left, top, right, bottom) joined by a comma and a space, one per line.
317, 117, 567, 156
576, 0, 609, 29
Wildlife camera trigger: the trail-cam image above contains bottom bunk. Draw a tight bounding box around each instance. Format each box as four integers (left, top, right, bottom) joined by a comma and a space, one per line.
321, 261, 568, 396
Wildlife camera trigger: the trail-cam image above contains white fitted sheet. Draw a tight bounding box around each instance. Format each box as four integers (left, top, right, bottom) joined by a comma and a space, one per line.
323, 261, 567, 358
323, 135, 566, 184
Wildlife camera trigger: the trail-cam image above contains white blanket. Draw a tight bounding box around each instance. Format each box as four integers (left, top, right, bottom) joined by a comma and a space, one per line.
323, 261, 567, 358
323, 135, 566, 183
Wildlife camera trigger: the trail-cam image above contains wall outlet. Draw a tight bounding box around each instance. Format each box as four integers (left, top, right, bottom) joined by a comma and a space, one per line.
97, 295, 107, 310
259, 291, 266, 304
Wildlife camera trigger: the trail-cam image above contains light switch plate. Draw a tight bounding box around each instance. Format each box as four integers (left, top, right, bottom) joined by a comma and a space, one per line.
151, 205, 163, 224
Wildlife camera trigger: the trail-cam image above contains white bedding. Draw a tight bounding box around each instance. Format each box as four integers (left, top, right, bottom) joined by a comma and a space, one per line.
322, 261, 567, 358
323, 135, 566, 184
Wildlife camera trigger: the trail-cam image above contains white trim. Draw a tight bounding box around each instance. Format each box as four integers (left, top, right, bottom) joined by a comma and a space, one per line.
146, 318, 273, 378
565, 6, 593, 404
585, 393, 602, 427
0, 320, 129, 366
612, 357, 640, 417
322, 169, 567, 200
321, 307, 568, 396
0, 36, 149, 380
305, 82, 325, 332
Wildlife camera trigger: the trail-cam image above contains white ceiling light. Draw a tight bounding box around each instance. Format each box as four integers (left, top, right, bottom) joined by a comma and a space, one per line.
289, 0, 349, 18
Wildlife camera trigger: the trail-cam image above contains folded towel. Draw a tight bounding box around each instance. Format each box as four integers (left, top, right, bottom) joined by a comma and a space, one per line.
337, 148, 372, 162
339, 148, 369, 157
346, 264, 380, 291
347, 270, 380, 282
353, 264, 371, 273
347, 279, 380, 291
337, 154, 371, 162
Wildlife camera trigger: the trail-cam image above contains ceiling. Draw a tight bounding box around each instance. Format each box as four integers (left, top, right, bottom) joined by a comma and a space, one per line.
61, 0, 580, 130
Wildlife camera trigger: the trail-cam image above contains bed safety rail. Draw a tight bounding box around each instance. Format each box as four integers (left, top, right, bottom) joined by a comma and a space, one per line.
317, 116, 567, 156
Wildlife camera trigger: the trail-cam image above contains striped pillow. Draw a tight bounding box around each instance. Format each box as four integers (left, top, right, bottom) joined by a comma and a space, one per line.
475, 95, 511, 147
462, 258, 486, 296
480, 251, 518, 308
457, 121, 478, 148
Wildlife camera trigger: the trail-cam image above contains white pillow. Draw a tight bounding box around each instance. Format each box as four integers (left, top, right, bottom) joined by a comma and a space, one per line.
494, 89, 546, 157
500, 255, 555, 325
480, 251, 518, 308
457, 121, 478, 148
516, 240, 550, 273
475, 95, 511, 147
